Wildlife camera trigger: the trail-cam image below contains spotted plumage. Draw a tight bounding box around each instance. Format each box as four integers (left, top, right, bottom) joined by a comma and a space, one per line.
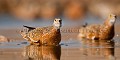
78, 14, 116, 40
20, 18, 62, 45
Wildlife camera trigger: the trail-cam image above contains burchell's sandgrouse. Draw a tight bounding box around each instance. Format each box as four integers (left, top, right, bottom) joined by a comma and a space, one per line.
78, 14, 116, 40
20, 18, 62, 45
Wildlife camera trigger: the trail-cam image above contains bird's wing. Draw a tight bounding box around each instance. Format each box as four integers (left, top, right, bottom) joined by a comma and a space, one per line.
86, 24, 100, 38
27, 26, 53, 42
41, 26, 54, 34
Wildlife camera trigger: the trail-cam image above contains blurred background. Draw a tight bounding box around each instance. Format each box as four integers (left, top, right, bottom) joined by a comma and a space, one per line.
0, 0, 120, 40
0, 0, 120, 20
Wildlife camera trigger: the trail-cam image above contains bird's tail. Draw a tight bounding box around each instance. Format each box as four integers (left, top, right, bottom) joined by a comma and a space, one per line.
23, 25, 36, 31
82, 22, 88, 27
23, 25, 35, 29
20, 25, 34, 35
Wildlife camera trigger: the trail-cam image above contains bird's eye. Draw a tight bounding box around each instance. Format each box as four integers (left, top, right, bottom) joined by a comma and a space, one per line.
55, 20, 56, 21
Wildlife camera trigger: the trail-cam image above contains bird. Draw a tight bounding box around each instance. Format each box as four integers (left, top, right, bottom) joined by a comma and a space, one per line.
78, 14, 116, 40
20, 18, 62, 45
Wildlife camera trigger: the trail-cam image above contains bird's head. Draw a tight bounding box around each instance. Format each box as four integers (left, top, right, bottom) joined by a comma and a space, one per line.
53, 18, 62, 29
104, 14, 117, 26
109, 14, 116, 25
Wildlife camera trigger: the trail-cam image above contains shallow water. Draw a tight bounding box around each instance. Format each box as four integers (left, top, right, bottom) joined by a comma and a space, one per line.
0, 14, 120, 60
0, 39, 120, 60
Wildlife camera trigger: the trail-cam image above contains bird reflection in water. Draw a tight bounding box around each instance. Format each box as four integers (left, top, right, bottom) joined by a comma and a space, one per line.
23, 45, 61, 60
80, 39, 115, 60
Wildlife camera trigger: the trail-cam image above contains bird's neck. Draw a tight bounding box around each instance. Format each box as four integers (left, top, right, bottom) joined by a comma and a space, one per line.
104, 18, 115, 27
51, 26, 60, 34
53, 24, 61, 30
105, 25, 114, 30
54, 26, 60, 29
103, 19, 115, 34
